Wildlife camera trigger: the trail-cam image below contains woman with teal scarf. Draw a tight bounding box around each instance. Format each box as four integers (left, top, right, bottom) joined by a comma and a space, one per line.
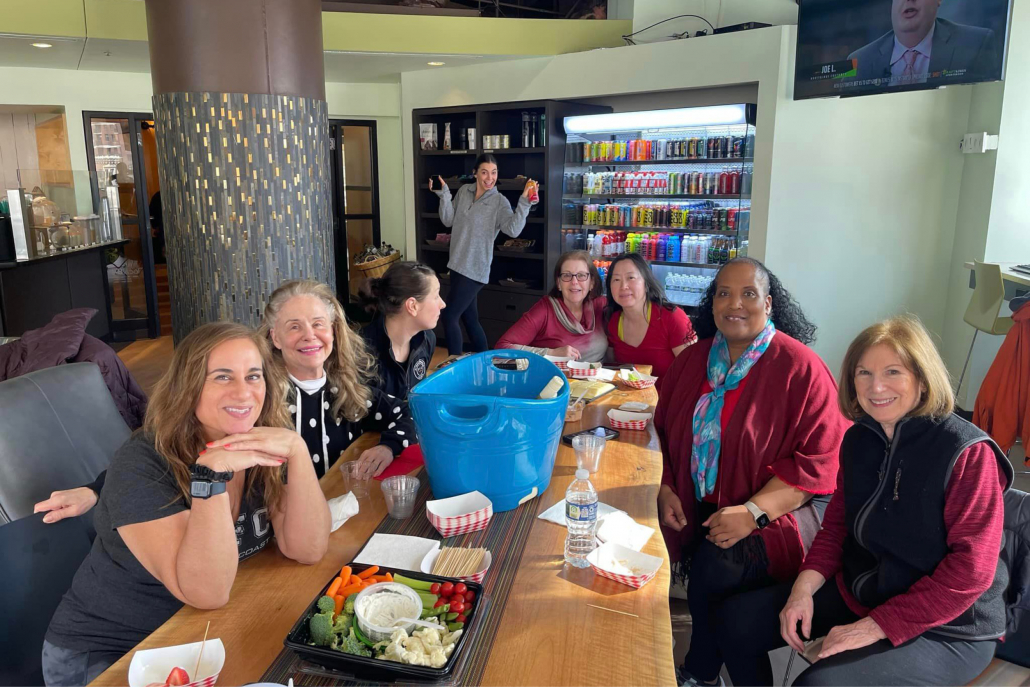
654, 258, 849, 687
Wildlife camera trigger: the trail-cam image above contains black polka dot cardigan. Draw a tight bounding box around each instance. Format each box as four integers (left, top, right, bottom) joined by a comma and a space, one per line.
286, 379, 416, 478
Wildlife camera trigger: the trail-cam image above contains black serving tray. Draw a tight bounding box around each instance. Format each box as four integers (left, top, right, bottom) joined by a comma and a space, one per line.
283, 563, 485, 682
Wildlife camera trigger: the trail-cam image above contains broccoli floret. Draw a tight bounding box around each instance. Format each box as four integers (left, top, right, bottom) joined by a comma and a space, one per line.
309, 611, 335, 647
316, 595, 336, 614
335, 628, 372, 657
344, 596, 356, 615
333, 613, 353, 635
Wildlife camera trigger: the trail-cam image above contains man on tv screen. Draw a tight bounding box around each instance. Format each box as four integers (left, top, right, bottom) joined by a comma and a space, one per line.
848, 0, 1000, 86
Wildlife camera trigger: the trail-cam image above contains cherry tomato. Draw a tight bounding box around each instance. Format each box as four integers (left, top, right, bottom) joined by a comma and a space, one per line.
464, 599, 473, 611
441, 581, 454, 596
450, 600, 465, 614
430, 583, 441, 595
454, 582, 467, 595
456, 614, 467, 623
464, 590, 475, 603
434, 598, 446, 608
450, 594, 464, 606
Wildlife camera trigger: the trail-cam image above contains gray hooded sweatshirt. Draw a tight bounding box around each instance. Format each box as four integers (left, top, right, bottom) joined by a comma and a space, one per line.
435, 184, 533, 284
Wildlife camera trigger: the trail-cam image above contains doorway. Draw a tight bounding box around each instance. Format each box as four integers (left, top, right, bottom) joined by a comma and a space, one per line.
83, 112, 161, 340
329, 120, 381, 301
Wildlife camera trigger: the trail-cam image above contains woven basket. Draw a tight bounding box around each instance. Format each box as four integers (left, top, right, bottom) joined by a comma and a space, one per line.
352, 252, 400, 280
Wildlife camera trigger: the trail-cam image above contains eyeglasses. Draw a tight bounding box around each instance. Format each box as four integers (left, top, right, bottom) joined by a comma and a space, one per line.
560, 272, 591, 283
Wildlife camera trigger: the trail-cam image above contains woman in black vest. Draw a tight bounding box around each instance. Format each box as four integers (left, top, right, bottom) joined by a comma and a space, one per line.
358, 261, 443, 401
713, 316, 1012, 686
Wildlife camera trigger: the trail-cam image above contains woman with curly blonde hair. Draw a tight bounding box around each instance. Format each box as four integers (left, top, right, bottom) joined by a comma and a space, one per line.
261, 280, 416, 480
43, 322, 330, 686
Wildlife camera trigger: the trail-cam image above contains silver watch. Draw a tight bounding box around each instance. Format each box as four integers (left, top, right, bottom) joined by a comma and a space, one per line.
744, 500, 770, 529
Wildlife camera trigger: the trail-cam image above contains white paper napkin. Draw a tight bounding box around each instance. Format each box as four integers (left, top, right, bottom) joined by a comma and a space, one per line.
328, 492, 359, 533
596, 368, 617, 382
537, 498, 625, 527
353, 534, 441, 571
596, 511, 655, 552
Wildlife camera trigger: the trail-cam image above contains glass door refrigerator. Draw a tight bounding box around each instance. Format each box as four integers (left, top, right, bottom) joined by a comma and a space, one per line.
561, 103, 755, 309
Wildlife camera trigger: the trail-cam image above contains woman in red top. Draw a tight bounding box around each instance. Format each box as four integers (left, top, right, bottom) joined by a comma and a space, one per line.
715, 317, 1010, 686
604, 253, 695, 387
655, 257, 848, 686
496, 250, 608, 362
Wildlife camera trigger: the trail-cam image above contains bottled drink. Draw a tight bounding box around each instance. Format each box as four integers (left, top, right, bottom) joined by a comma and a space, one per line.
565, 467, 598, 568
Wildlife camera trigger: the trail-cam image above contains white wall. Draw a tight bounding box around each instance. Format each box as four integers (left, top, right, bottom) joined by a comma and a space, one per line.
764, 27, 974, 374
937, 0, 1030, 407
0, 67, 408, 252
630, 0, 798, 38
399, 25, 976, 372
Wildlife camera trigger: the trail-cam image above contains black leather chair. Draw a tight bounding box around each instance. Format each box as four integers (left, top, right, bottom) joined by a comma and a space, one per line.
0, 512, 96, 686
0, 363, 130, 524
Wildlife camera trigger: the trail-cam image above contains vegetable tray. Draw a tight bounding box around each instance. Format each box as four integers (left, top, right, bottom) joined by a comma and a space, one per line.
283, 563, 484, 681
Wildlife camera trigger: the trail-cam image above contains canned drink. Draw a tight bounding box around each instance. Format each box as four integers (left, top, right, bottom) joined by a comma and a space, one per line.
501, 134, 510, 148
721, 137, 730, 158
687, 138, 696, 158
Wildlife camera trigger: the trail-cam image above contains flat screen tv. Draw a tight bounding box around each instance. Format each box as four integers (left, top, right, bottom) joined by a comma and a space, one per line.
795, 0, 1013, 100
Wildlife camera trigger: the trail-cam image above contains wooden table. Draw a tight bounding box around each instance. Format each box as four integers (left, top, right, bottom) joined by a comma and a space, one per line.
91, 375, 674, 687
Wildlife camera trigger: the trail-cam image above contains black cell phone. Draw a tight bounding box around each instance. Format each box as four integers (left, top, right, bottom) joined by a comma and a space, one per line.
430, 176, 446, 191
562, 426, 620, 445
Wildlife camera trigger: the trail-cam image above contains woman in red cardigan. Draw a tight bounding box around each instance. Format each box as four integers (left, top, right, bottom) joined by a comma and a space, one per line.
715, 317, 1010, 686
605, 253, 696, 387
495, 250, 608, 362
655, 257, 849, 686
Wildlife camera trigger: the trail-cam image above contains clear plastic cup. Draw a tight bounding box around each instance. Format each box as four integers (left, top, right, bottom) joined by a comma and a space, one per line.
339, 461, 371, 498
381, 475, 420, 519
572, 434, 606, 474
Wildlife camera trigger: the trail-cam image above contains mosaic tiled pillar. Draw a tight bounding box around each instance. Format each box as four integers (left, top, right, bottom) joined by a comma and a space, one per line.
152, 92, 333, 341
144, 0, 329, 341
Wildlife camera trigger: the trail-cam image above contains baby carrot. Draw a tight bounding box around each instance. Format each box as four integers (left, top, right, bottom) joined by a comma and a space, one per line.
326, 576, 343, 597
385, 572, 393, 582
340, 565, 352, 581
349, 575, 362, 586
337, 583, 363, 599
333, 595, 344, 616
356, 565, 379, 579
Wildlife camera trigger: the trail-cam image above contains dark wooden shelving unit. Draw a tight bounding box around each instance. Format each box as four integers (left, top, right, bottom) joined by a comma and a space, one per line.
413, 99, 606, 350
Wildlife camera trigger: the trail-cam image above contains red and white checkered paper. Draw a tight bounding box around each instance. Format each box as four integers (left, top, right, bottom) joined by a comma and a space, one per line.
589, 563, 657, 589
427, 504, 493, 538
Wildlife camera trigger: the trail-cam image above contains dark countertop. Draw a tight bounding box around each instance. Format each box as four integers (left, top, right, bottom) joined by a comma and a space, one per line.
1, 239, 130, 268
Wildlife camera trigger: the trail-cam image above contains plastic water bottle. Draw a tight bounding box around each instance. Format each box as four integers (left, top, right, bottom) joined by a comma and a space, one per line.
565, 468, 598, 568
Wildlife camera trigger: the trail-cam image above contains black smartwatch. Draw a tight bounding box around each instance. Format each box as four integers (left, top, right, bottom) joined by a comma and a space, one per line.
190, 464, 234, 499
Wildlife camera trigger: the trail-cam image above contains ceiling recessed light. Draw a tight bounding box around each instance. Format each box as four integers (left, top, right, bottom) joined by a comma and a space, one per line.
427, 61, 445, 66
31, 42, 53, 49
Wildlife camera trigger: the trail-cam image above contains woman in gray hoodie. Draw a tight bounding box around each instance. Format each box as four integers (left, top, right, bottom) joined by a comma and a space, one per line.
431, 153, 538, 356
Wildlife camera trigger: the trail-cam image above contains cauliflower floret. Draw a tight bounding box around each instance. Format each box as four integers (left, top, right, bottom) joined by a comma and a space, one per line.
429, 647, 448, 668
377, 625, 462, 668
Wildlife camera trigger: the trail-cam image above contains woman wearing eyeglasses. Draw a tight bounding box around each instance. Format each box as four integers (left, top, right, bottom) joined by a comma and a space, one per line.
496, 250, 608, 362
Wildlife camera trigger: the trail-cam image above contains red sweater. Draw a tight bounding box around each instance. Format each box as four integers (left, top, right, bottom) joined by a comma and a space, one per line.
606, 305, 695, 388
801, 441, 1006, 646
655, 334, 848, 580
496, 296, 609, 362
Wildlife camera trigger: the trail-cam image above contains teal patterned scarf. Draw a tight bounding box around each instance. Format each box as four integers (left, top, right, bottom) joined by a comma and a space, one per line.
690, 322, 776, 500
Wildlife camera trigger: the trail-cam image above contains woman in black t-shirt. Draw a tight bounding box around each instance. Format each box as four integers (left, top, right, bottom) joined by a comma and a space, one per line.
43, 323, 331, 686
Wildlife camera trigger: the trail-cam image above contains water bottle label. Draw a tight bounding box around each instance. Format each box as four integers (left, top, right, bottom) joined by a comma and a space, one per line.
566, 500, 597, 522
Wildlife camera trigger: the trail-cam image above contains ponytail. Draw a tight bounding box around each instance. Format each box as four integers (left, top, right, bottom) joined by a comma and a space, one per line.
359, 262, 437, 317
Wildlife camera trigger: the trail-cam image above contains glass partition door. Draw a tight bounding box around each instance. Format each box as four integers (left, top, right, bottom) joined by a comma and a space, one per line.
83, 113, 159, 339
330, 120, 381, 300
